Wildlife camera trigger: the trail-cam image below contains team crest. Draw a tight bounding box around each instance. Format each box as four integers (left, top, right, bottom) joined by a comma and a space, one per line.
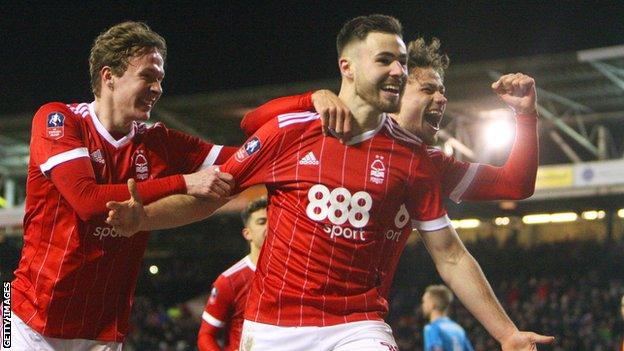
90, 149, 105, 164
235, 137, 262, 162
46, 112, 65, 139
370, 155, 386, 184
134, 150, 150, 180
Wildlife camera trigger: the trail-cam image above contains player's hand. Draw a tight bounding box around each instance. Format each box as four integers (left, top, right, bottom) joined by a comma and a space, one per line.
491, 73, 537, 116
183, 166, 235, 199
312, 89, 353, 142
500, 330, 555, 351
106, 178, 146, 237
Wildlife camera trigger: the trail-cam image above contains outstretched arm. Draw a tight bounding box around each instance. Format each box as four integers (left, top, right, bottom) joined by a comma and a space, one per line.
106, 175, 232, 236
419, 226, 554, 350
240, 90, 353, 139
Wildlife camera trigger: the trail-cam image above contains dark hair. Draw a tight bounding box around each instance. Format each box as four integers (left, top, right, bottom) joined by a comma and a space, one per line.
336, 14, 403, 55
89, 21, 167, 97
241, 197, 268, 225
407, 37, 450, 80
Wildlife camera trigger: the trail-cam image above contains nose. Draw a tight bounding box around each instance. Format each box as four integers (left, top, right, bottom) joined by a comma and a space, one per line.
434, 91, 447, 106
390, 60, 407, 78
151, 81, 163, 96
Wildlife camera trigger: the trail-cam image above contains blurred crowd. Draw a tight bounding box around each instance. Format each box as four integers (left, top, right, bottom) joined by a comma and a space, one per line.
2, 224, 623, 351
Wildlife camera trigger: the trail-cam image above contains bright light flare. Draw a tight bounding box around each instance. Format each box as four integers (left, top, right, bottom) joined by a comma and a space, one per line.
149, 265, 159, 275
480, 109, 515, 149
494, 217, 510, 226
582, 210, 605, 220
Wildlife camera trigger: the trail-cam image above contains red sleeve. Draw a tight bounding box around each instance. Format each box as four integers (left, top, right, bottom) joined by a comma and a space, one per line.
435, 114, 538, 202
30, 102, 88, 172
31, 104, 187, 221
198, 275, 234, 351
214, 146, 239, 165
240, 91, 314, 137
50, 158, 186, 221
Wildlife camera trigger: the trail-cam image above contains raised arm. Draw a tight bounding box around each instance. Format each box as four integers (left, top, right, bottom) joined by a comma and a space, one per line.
419, 226, 554, 350
440, 73, 539, 202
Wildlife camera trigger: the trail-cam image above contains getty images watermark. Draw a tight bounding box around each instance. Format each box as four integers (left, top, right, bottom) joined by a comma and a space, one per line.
2, 281, 10, 348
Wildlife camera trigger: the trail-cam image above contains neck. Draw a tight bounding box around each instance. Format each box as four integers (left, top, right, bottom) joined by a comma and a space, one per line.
93, 97, 133, 134
429, 310, 445, 322
249, 246, 260, 265
338, 82, 384, 136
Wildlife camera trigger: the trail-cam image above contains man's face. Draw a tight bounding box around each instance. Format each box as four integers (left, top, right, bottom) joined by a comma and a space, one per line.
421, 291, 434, 319
396, 67, 447, 144
111, 48, 164, 123
351, 32, 407, 113
243, 208, 268, 251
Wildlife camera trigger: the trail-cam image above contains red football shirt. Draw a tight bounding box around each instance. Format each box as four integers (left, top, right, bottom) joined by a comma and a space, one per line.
12, 102, 232, 342
219, 112, 450, 327
240, 92, 538, 203
199, 256, 255, 351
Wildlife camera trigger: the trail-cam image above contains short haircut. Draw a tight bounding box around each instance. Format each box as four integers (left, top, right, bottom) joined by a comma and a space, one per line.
241, 197, 268, 225
89, 21, 167, 97
336, 14, 403, 56
425, 284, 454, 312
407, 37, 450, 80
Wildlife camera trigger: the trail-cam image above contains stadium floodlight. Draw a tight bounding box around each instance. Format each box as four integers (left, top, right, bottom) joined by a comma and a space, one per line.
550, 212, 578, 223
522, 214, 551, 224
582, 210, 605, 220
494, 217, 510, 226
451, 219, 481, 229
522, 212, 578, 224
618, 209, 624, 218
480, 109, 515, 149
149, 265, 159, 275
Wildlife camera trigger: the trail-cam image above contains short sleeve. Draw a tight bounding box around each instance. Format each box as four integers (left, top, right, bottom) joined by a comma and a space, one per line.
202, 275, 235, 329
157, 126, 216, 173
31, 103, 89, 176
408, 157, 452, 232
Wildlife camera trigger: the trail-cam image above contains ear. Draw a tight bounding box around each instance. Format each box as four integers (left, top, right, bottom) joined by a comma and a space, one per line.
339, 57, 353, 80
101, 66, 114, 89
242, 227, 252, 242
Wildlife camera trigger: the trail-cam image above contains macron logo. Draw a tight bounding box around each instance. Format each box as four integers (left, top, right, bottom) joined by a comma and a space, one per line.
299, 151, 319, 166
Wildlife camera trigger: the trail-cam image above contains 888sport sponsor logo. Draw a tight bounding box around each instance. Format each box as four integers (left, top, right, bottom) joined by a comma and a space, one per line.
306, 184, 372, 242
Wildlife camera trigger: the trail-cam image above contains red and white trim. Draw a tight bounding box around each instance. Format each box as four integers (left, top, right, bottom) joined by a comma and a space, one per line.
277, 112, 320, 128
200, 145, 224, 169
449, 163, 479, 203
412, 214, 452, 232
40, 148, 89, 175
202, 311, 225, 328
88, 103, 135, 149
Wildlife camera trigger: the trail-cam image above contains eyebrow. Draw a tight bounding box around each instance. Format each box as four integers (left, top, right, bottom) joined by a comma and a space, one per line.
376, 52, 407, 61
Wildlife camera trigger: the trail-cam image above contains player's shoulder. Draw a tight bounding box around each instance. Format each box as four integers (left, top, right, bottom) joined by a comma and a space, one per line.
275, 111, 320, 132
222, 256, 255, 278
35, 102, 89, 122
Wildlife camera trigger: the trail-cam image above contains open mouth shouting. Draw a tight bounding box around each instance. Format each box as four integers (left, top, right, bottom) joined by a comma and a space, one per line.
423, 110, 443, 131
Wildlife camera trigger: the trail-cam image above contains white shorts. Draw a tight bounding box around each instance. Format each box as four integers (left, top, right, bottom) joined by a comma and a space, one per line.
2, 312, 122, 351
239, 320, 399, 351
